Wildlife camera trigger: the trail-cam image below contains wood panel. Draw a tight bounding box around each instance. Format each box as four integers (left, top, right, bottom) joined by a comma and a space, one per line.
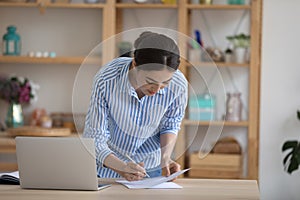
187, 4, 251, 10
0, 2, 105, 8
189, 168, 241, 179
183, 120, 249, 127
0, 56, 102, 65
188, 153, 242, 179
0, 163, 18, 172
247, 0, 262, 180
102, 0, 116, 64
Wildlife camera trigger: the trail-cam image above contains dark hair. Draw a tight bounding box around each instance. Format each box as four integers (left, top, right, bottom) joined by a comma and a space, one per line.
133, 31, 180, 71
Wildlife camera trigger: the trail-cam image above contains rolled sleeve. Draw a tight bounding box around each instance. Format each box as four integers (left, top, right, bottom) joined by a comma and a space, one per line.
83, 77, 112, 167
159, 88, 188, 135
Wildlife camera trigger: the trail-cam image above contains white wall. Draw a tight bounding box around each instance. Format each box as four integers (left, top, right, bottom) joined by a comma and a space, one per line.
260, 0, 300, 199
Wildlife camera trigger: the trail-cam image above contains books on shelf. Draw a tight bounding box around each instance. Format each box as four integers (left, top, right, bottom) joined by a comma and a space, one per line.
0, 171, 19, 185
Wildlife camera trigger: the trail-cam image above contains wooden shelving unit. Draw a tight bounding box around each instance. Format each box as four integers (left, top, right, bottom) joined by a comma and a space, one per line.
112, 0, 261, 180
0, 0, 262, 180
176, 0, 262, 180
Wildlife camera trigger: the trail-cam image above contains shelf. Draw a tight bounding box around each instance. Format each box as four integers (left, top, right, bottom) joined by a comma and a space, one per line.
0, 3, 250, 9
183, 119, 249, 127
46, 3, 105, 9
187, 4, 251, 10
0, 2, 105, 9
116, 3, 177, 9
0, 56, 101, 65
187, 62, 249, 68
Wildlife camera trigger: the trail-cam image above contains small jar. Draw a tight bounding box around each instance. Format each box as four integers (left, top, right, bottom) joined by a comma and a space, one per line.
51, 112, 63, 127
41, 115, 52, 128
2, 26, 21, 56
63, 113, 75, 133
200, 0, 212, 4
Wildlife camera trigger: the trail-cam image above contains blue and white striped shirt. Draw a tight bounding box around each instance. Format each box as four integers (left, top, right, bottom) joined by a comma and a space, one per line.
83, 57, 187, 178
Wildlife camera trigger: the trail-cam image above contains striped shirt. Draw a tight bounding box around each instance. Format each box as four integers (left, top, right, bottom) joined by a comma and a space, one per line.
83, 57, 187, 178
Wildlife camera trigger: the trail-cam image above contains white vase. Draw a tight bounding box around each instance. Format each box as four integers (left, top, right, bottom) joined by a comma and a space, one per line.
188, 49, 201, 62
234, 47, 247, 63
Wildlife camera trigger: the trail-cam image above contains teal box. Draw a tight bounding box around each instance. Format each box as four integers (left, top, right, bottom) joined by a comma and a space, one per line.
189, 94, 216, 121
227, 0, 245, 5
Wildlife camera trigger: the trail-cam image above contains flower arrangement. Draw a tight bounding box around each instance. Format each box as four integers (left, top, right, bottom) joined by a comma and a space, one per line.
0, 75, 39, 104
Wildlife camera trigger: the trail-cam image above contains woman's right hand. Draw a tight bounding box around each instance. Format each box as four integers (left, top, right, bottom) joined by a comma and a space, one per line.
117, 162, 147, 181
104, 154, 147, 181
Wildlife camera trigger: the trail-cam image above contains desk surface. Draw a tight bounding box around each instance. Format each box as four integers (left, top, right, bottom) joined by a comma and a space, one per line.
0, 178, 259, 200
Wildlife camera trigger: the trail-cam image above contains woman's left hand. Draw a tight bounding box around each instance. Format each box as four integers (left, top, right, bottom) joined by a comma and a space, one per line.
161, 159, 181, 181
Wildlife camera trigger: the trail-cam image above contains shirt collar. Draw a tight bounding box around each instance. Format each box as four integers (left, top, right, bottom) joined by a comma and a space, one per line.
119, 60, 135, 95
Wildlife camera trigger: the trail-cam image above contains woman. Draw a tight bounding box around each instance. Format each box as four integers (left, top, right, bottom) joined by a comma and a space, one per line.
83, 31, 187, 181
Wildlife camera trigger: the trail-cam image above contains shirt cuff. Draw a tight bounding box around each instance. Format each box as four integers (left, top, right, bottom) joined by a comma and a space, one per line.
160, 130, 178, 135
97, 148, 113, 167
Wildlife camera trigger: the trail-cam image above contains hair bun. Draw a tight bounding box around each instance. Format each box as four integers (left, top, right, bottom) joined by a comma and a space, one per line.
134, 31, 158, 49
133, 31, 180, 70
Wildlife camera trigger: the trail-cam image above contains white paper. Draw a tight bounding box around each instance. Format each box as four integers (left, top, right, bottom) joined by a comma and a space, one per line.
116, 168, 190, 189
0, 171, 19, 179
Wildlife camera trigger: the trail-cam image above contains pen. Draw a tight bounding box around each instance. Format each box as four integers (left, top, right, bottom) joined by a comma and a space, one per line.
125, 154, 150, 178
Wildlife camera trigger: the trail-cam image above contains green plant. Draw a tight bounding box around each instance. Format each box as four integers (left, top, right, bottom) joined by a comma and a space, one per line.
282, 111, 300, 174
226, 33, 250, 48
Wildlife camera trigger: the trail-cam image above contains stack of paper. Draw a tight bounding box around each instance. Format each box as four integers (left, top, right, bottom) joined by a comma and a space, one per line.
116, 168, 190, 189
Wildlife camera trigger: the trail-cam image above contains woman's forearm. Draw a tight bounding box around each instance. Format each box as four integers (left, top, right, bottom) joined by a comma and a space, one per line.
103, 153, 127, 173
160, 133, 177, 161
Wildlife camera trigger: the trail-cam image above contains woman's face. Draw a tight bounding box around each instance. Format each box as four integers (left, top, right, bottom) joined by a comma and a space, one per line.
135, 68, 174, 96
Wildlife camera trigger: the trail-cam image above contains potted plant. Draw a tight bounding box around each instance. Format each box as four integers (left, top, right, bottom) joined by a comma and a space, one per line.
226, 33, 250, 63
224, 48, 233, 63
282, 111, 300, 174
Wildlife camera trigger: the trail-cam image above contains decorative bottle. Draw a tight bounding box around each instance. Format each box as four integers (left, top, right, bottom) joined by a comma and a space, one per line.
225, 93, 242, 122
2, 25, 21, 56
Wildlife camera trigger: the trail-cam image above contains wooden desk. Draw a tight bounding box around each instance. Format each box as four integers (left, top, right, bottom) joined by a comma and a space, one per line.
0, 179, 259, 200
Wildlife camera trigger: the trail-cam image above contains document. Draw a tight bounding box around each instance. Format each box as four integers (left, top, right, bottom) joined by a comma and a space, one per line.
116, 168, 190, 189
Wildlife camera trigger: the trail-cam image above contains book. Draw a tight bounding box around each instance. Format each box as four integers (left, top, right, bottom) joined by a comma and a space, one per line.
0, 171, 19, 185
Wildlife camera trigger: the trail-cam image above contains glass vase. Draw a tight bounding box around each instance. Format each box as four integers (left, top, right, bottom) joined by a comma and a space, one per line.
5, 103, 24, 128
225, 93, 242, 122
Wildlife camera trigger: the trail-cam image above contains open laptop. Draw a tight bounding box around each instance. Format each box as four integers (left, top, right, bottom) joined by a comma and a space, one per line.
15, 136, 110, 191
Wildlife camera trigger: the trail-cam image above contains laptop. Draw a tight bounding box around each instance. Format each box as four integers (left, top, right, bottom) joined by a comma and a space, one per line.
15, 136, 110, 191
